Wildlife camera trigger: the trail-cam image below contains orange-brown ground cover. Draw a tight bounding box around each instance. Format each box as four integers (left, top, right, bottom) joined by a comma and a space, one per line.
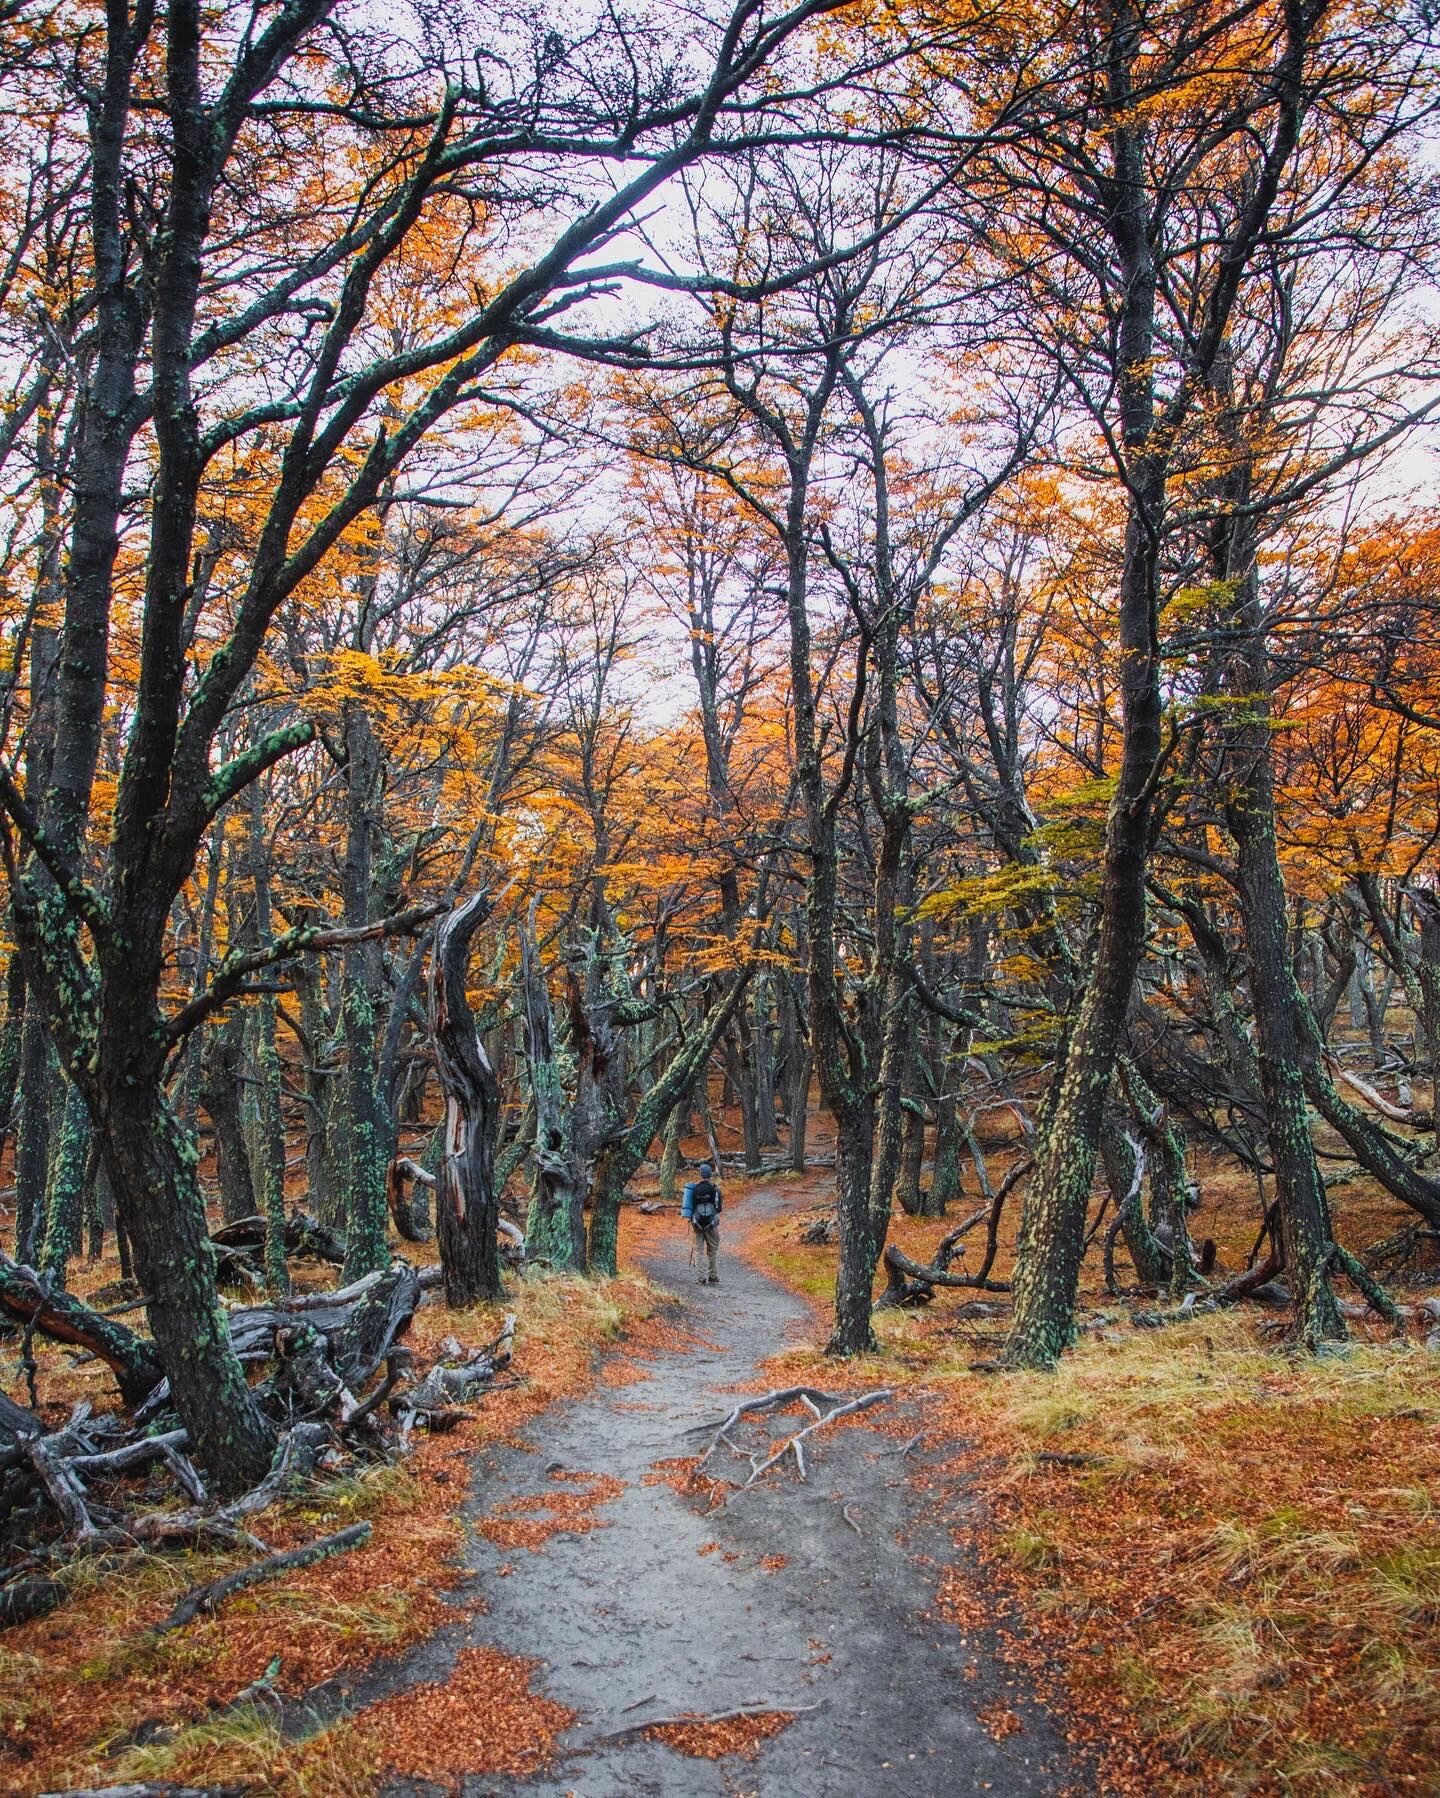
345, 1644, 578, 1785
474, 1468, 626, 1550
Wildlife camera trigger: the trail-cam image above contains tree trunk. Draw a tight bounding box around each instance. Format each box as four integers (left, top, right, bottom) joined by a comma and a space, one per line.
1412, 892, 1440, 1146
249, 790, 290, 1296
588, 974, 751, 1276
1226, 691, 1345, 1348
828, 1105, 880, 1355
340, 705, 388, 1279
519, 922, 586, 1273
930, 1090, 963, 1213
39, 1082, 92, 1285
0, 950, 27, 1161
14, 1005, 56, 1262
1003, 438, 1166, 1369
725, 1025, 763, 1175
867, 982, 913, 1239
200, 1011, 258, 1224
1100, 1117, 1167, 1286
787, 1045, 812, 1173
429, 892, 504, 1307
99, 1077, 276, 1488
895, 1099, 929, 1216
658, 1098, 686, 1202
754, 980, 780, 1147
292, 948, 338, 1225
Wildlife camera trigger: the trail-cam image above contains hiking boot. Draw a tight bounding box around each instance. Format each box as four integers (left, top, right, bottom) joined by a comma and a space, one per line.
708, 1276, 720, 1285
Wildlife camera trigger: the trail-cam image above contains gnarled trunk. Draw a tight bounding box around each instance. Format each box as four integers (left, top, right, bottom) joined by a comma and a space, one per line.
429, 893, 504, 1307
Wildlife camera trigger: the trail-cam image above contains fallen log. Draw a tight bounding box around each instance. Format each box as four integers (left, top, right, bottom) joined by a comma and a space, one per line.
225, 1260, 420, 1390
0, 1573, 66, 1626
39, 1784, 246, 1797
0, 1390, 42, 1438
156, 1522, 372, 1633
210, 1210, 347, 1270
877, 1242, 1011, 1309
399, 1315, 515, 1424
0, 1260, 469, 1568
0, 1259, 163, 1407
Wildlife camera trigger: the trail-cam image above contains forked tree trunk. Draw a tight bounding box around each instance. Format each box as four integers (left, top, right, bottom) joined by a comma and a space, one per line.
1100, 1117, 1167, 1287
587, 974, 751, 1276
429, 892, 504, 1308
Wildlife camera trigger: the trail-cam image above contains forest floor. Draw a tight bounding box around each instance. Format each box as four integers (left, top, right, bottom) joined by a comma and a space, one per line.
6, 1144, 1440, 1795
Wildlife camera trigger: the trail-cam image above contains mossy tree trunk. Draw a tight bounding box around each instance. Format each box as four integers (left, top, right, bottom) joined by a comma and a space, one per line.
0, 951, 27, 1163
39, 1081, 93, 1285
1218, 569, 1344, 1348
930, 1090, 963, 1214
339, 704, 389, 1280
13, 1013, 57, 1263
249, 781, 290, 1296
519, 918, 587, 1272
1003, 0, 1323, 1368
658, 1096, 686, 1203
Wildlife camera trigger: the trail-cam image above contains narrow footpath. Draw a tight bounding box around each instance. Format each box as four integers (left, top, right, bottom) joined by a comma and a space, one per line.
383, 1187, 1083, 1796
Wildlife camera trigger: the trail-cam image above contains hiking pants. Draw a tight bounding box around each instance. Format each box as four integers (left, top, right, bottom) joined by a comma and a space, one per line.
694, 1223, 719, 1280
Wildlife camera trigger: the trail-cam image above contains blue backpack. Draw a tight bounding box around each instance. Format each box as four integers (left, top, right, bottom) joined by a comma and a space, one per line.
690, 1180, 720, 1229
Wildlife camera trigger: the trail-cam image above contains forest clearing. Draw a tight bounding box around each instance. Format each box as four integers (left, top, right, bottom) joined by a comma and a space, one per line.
3, 0, 1440, 1792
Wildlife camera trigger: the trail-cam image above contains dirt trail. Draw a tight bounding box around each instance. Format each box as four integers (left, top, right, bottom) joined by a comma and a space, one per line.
381, 1187, 1083, 1796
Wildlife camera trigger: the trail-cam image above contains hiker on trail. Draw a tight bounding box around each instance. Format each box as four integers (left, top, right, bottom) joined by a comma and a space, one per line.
682, 1161, 723, 1285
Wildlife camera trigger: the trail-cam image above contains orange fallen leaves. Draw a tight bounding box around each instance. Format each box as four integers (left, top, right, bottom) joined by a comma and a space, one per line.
644, 1708, 796, 1759
977, 1702, 1024, 1741
473, 1470, 625, 1551
348, 1645, 577, 1784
